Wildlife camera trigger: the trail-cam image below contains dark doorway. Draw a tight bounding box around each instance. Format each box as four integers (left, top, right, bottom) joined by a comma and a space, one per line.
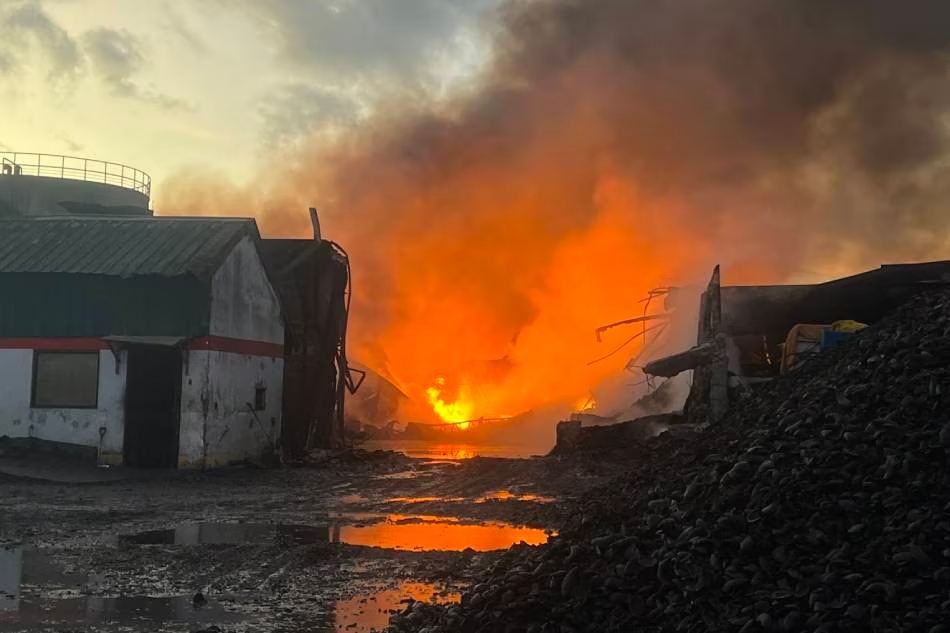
123, 346, 182, 468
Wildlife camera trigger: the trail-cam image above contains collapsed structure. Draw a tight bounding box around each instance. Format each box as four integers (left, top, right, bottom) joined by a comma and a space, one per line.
647, 260, 950, 424
393, 287, 950, 632
0, 152, 351, 467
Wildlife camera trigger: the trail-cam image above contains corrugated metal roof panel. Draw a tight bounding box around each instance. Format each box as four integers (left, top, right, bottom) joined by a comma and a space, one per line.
0, 216, 260, 280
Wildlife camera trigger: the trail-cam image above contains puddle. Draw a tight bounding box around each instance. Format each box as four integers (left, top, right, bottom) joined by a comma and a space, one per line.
118, 522, 329, 546
0, 545, 242, 631
118, 519, 552, 552
339, 520, 551, 552
3, 545, 467, 632
475, 490, 557, 504
334, 582, 460, 632
385, 491, 556, 505
360, 440, 545, 459
384, 496, 453, 504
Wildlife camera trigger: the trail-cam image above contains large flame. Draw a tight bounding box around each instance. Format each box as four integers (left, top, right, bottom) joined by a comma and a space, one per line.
160, 0, 950, 428
426, 378, 473, 428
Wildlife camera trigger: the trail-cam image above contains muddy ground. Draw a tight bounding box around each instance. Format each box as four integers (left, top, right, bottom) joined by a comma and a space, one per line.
0, 449, 618, 632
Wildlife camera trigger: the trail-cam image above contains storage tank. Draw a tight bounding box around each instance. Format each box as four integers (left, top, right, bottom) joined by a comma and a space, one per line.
0, 152, 151, 216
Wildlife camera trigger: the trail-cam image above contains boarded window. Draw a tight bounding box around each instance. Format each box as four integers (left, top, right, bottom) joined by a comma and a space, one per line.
32, 352, 100, 409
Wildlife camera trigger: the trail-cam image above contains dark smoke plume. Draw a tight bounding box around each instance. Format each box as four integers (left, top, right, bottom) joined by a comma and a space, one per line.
162, 0, 950, 421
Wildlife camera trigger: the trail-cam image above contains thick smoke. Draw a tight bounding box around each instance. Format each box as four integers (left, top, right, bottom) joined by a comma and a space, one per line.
161, 0, 950, 423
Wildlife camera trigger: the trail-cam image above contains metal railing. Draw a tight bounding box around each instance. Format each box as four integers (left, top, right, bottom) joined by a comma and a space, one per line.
0, 152, 151, 197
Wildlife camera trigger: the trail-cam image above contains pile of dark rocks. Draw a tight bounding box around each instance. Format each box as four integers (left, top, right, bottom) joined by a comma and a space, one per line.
388, 290, 950, 632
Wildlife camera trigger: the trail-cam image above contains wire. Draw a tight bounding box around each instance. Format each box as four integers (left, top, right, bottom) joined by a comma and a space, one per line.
624, 322, 669, 372
587, 322, 667, 366
595, 313, 671, 342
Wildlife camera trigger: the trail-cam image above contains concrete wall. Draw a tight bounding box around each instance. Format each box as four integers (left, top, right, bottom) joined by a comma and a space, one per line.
0, 349, 126, 462
178, 350, 283, 468
210, 236, 284, 345
0, 344, 282, 469
0, 176, 149, 216
177, 239, 285, 467
178, 349, 211, 468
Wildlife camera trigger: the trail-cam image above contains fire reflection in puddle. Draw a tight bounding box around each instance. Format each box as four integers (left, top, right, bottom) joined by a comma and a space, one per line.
360, 440, 545, 459
339, 520, 551, 552
117, 518, 552, 552
475, 490, 557, 504
384, 491, 557, 505
384, 496, 460, 504
335, 582, 460, 632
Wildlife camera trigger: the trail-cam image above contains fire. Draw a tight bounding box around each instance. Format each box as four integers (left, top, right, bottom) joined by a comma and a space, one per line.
426, 378, 473, 429
157, 0, 948, 429
574, 395, 597, 413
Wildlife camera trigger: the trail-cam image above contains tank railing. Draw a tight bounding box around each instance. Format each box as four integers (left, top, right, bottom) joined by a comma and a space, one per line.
0, 152, 151, 197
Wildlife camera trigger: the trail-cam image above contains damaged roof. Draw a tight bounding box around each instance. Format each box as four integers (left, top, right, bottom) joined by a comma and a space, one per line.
0, 216, 260, 281
721, 260, 950, 337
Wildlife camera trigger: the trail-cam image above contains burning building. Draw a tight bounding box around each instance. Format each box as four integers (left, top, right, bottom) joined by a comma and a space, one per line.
157, 0, 950, 436
0, 152, 350, 466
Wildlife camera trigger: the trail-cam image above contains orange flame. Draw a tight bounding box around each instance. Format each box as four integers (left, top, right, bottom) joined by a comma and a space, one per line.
159, 4, 893, 427
574, 395, 597, 413
426, 377, 473, 428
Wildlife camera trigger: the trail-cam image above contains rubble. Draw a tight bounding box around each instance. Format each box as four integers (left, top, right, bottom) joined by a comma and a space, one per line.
387, 290, 950, 632
550, 414, 681, 455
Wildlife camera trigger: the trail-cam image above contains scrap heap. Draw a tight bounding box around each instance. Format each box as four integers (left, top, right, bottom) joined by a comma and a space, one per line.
389, 290, 950, 632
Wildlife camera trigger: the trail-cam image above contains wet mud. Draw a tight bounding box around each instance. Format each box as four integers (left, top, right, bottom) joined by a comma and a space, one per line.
0, 449, 615, 632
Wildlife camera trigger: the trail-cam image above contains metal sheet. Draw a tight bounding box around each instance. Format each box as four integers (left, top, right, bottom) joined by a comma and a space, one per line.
0, 216, 259, 281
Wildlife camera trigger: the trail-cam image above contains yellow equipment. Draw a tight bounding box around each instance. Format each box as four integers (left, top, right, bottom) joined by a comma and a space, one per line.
779, 320, 867, 374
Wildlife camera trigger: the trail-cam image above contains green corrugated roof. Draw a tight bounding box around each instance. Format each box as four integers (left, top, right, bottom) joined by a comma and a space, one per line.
0, 273, 211, 337
0, 216, 260, 281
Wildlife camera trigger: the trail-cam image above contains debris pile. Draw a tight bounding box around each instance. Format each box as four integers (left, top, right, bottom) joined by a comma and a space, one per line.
388, 291, 950, 632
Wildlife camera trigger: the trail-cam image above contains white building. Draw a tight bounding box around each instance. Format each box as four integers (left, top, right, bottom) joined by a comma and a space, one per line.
0, 216, 284, 468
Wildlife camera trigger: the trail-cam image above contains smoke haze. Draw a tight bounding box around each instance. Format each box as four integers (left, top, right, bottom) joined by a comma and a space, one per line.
160, 0, 950, 424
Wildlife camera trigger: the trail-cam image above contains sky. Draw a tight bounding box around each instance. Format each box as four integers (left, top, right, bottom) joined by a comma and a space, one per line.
0, 0, 497, 199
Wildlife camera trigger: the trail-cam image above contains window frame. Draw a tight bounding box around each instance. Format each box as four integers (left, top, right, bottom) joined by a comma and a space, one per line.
254, 386, 267, 411
30, 350, 101, 410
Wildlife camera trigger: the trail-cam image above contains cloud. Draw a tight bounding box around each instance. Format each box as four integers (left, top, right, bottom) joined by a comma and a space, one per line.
81, 28, 143, 95
1, 0, 82, 79
225, 0, 498, 91
0, 51, 15, 75
161, 0, 950, 423
161, 2, 207, 55
258, 83, 360, 148
81, 27, 187, 110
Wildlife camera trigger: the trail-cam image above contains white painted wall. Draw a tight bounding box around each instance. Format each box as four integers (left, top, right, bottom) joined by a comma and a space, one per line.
178, 349, 283, 468
197, 234, 285, 467
0, 236, 286, 469
178, 349, 211, 468
0, 349, 126, 459
210, 235, 284, 344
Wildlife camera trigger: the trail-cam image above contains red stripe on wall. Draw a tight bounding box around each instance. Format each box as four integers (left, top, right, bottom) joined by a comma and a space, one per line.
0, 338, 109, 350
188, 336, 284, 358
0, 337, 283, 358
